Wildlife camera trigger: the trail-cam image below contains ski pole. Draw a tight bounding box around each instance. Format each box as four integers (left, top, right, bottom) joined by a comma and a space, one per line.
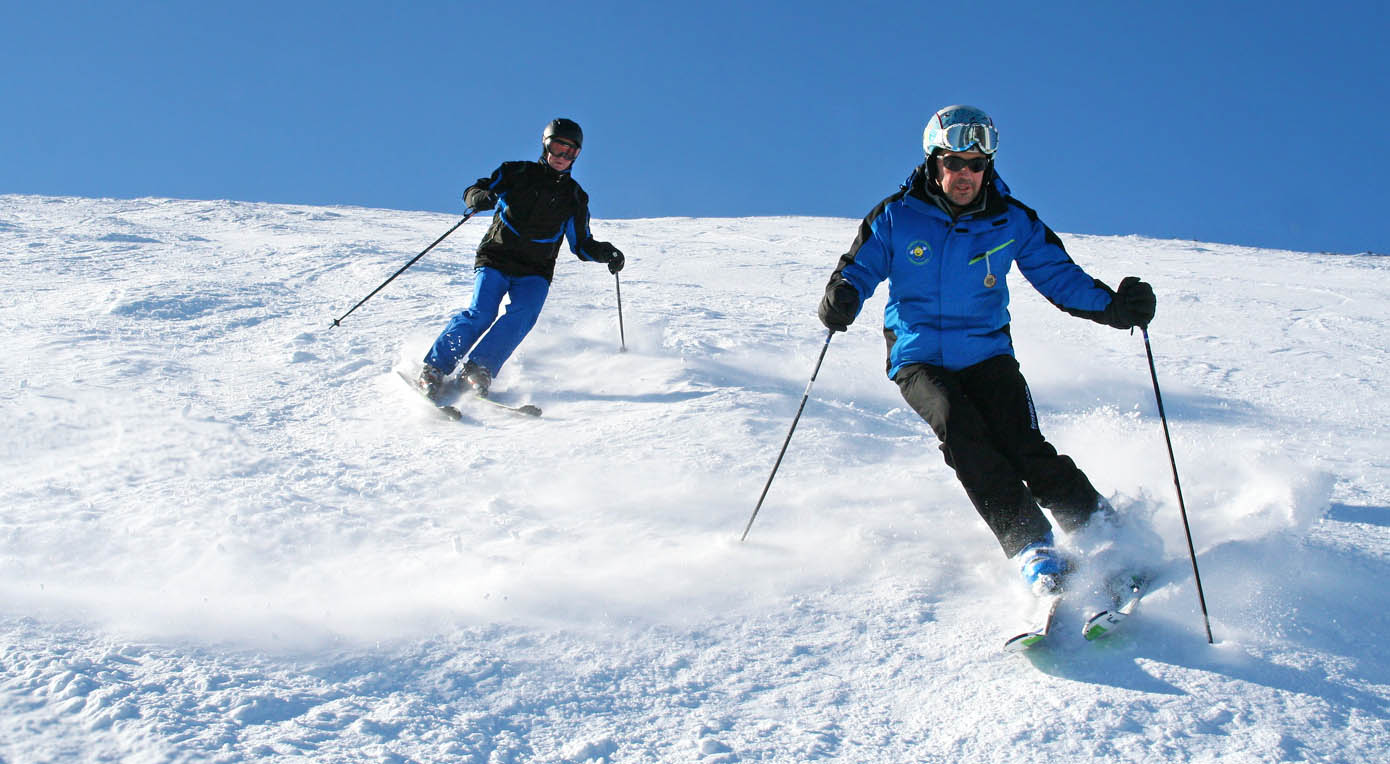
1141, 327, 1215, 644
330, 210, 476, 328
740, 329, 835, 542
614, 272, 627, 352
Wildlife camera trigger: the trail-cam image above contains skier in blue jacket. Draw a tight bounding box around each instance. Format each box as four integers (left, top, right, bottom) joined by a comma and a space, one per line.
818, 105, 1156, 594
418, 118, 624, 399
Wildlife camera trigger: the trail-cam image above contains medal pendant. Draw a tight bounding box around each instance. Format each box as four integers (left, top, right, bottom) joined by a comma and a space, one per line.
984, 274, 997, 288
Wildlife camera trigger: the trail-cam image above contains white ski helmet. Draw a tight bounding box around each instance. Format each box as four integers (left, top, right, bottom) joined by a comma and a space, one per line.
923, 105, 998, 157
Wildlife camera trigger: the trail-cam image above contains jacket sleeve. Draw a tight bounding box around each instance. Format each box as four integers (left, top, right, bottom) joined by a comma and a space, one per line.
463, 163, 510, 211
1009, 205, 1114, 321
564, 189, 617, 262
825, 199, 895, 313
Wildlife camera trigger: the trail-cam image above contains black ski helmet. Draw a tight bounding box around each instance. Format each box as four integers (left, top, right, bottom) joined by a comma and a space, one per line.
543, 118, 583, 152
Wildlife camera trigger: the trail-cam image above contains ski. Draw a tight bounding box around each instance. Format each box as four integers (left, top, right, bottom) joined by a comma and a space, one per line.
463, 390, 542, 418
396, 371, 468, 422
1082, 573, 1149, 641
1003, 593, 1062, 652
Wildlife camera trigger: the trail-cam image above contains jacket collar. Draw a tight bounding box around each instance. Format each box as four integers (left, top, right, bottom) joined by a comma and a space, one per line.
907, 163, 1009, 220
537, 155, 574, 177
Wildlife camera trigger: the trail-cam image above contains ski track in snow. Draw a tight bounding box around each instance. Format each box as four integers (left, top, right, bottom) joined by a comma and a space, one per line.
2, 195, 1388, 762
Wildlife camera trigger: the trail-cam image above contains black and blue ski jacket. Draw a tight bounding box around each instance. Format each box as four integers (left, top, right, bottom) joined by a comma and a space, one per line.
463, 159, 618, 282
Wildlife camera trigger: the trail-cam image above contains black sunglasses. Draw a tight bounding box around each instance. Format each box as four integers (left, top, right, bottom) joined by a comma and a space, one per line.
939, 155, 990, 173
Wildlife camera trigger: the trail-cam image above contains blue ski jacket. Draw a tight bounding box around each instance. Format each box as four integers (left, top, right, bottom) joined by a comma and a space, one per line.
828, 165, 1118, 377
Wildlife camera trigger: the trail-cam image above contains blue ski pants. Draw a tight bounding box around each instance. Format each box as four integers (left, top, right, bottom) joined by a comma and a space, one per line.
424, 266, 550, 377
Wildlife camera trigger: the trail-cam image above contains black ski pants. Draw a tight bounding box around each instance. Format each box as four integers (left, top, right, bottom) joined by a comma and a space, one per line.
894, 355, 1102, 558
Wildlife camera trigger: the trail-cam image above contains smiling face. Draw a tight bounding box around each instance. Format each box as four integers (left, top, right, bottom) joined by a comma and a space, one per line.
935, 150, 989, 207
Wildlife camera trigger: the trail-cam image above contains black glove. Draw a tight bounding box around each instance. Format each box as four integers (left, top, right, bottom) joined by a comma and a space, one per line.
1101, 276, 1156, 329
818, 278, 860, 332
605, 250, 625, 275
465, 189, 497, 212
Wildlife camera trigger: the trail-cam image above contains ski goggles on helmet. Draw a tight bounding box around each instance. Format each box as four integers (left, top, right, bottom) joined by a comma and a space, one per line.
546, 138, 580, 160
936, 122, 998, 155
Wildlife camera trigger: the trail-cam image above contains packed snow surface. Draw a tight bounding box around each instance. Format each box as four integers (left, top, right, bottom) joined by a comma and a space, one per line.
2, 194, 1387, 762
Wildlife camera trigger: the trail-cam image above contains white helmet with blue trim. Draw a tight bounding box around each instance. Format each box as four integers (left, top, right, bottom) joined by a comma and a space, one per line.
924, 105, 999, 157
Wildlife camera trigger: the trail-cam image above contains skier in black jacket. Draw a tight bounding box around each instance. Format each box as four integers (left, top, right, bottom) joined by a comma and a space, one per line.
418, 118, 624, 398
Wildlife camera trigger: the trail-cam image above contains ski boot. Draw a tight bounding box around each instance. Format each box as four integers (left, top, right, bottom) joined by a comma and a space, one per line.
1015, 532, 1070, 596
417, 363, 446, 401
461, 361, 492, 397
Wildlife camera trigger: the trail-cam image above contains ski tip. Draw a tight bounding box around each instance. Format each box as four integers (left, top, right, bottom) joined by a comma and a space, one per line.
471, 393, 542, 417
1083, 610, 1125, 641
1004, 632, 1046, 653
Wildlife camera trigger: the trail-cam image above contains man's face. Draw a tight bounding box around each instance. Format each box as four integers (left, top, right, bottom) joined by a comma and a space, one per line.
936, 150, 989, 207
545, 138, 579, 171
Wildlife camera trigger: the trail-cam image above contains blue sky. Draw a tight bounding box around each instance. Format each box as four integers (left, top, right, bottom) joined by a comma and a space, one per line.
4, 0, 1386, 254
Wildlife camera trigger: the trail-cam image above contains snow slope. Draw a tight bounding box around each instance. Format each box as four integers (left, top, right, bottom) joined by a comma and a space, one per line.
2, 194, 1387, 763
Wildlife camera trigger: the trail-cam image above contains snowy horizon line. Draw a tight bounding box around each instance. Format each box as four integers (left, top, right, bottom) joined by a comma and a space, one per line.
4, 191, 1380, 258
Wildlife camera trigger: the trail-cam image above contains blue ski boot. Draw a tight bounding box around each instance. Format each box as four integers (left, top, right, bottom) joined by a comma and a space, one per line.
1015, 532, 1069, 596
